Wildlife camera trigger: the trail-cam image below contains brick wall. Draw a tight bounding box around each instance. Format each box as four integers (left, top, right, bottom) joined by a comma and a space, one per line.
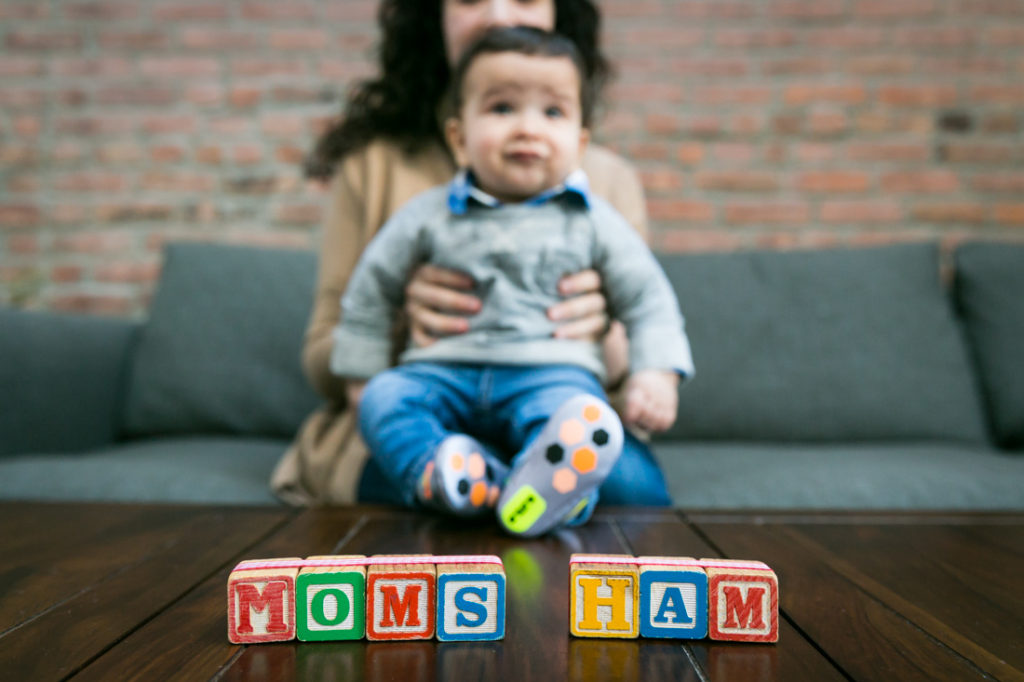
2, 0, 1023, 316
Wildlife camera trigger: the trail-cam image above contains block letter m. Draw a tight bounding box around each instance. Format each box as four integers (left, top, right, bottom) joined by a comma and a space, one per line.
723, 585, 765, 630
380, 584, 422, 628
234, 581, 288, 634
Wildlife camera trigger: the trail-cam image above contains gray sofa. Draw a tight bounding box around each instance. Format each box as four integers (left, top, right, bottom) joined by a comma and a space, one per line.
2, 240, 1022, 509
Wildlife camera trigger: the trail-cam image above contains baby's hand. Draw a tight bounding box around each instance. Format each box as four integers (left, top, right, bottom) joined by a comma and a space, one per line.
623, 369, 679, 433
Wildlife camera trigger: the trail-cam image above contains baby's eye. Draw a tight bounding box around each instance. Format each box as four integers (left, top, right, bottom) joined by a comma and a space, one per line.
489, 101, 514, 114
545, 106, 565, 118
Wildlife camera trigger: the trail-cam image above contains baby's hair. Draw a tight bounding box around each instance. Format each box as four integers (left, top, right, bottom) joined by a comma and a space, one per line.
448, 26, 594, 128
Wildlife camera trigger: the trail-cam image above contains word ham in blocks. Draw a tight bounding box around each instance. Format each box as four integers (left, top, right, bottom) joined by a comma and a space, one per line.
227, 558, 303, 644
435, 555, 507, 641
296, 555, 367, 641
569, 554, 640, 638
366, 555, 437, 641
637, 556, 708, 639
703, 558, 779, 643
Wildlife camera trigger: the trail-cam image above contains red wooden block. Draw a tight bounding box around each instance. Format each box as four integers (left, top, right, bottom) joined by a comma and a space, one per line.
365, 555, 437, 641
227, 557, 303, 644
701, 559, 779, 643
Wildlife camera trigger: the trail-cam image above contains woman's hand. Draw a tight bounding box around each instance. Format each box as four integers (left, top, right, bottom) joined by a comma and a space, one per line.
549, 269, 609, 341
345, 379, 367, 413
405, 264, 482, 347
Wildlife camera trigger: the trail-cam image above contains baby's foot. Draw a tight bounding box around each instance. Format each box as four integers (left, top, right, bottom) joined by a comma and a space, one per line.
497, 394, 623, 537
418, 434, 506, 517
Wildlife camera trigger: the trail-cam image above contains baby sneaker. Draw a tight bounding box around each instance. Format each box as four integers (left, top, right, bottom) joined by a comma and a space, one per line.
418, 434, 507, 517
497, 394, 623, 537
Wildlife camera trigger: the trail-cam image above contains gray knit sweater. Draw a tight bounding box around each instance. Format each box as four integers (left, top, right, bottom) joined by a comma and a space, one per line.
331, 185, 694, 383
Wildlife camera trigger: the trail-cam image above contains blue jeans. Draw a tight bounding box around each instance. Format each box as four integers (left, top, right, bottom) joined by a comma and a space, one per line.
356, 363, 672, 509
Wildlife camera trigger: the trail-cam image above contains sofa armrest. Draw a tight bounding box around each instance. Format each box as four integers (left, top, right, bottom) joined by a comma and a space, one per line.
0, 308, 139, 455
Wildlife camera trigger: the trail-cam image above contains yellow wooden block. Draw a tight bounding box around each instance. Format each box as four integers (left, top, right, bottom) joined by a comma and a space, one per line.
569, 553, 639, 638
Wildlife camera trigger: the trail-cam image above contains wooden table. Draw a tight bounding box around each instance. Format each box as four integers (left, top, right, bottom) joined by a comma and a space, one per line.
2, 502, 1022, 681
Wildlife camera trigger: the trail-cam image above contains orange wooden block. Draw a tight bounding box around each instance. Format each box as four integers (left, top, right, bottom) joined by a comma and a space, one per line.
701, 559, 779, 643
227, 557, 303, 644
365, 555, 436, 641
569, 554, 639, 638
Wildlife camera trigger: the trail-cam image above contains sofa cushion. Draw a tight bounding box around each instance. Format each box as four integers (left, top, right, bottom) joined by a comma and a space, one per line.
654, 442, 1024, 509
123, 242, 320, 438
656, 243, 988, 443
0, 309, 137, 456
0, 436, 285, 505
954, 242, 1024, 449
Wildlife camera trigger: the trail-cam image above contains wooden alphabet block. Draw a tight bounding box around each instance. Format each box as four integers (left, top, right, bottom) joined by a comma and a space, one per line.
434, 555, 506, 641
296, 555, 367, 642
227, 558, 303, 644
365, 555, 436, 641
702, 559, 779, 643
569, 554, 639, 638
637, 556, 708, 639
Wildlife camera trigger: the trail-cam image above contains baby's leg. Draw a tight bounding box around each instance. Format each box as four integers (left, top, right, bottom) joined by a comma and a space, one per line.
493, 370, 624, 537
358, 364, 505, 515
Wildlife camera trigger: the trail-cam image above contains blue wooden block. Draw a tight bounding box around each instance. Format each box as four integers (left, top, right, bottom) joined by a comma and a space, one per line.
638, 557, 708, 639
435, 556, 506, 641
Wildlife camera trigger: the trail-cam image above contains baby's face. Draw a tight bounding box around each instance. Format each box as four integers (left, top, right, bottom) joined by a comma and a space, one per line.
446, 51, 589, 204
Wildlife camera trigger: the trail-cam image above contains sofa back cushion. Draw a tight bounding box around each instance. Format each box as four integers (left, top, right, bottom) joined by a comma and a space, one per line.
123, 242, 320, 439
954, 242, 1024, 449
656, 243, 988, 443
0, 309, 137, 455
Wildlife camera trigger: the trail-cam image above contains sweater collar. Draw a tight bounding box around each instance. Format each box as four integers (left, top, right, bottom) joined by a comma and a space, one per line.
447, 168, 591, 215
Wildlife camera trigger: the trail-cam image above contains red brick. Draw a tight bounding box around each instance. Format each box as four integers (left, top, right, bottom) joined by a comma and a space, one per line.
981, 113, 1020, 134
0, 57, 44, 76
806, 27, 886, 48
54, 172, 131, 193
276, 145, 306, 165
180, 28, 261, 50
616, 28, 704, 48
763, 57, 833, 75
640, 168, 686, 192
242, 1, 317, 20
957, 0, 1024, 15
232, 145, 265, 165
196, 146, 225, 165
807, 109, 849, 137
94, 203, 175, 223
322, 0, 376, 21
821, 201, 903, 223
784, 84, 866, 105
95, 261, 162, 284
754, 231, 843, 250
972, 174, 1024, 193
53, 231, 135, 253
231, 59, 306, 77
270, 30, 330, 50
645, 113, 682, 135
879, 85, 958, 107
51, 57, 133, 77
711, 144, 757, 163
51, 294, 136, 316
97, 31, 171, 50
692, 85, 773, 105
880, 170, 960, 193
139, 172, 216, 192
51, 264, 85, 283
849, 231, 933, 247
647, 200, 715, 222
988, 27, 1024, 46
970, 85, 1024, 105
0, 204, 42, 228
912, 204, 987, 223
847, 142, 930, 162
185, 84, 225, 107
0, 89, 46, 110
845, 55, 916, 75
768, 0, 847, 19
64, 1, 140, 19
142, 115, 197, 135
0, 3, 50, 19
994, 205, 1024, 225
715, 29, 799, 48
152, 2, 229, 20
140, 57, 220, 78
697, 171, 780, 192
676, 144, 705, 165
7, 234, 40, 254
798, 171, 870, 193
97, 143, 144, 163
941, 143, 1015, 163
6, 31, 82, 50
896, 27, 973, 48
725, 203, 811, 225
261, 114, 307, 138
656, 230, 744, 253
669, 1, 755, 19
95, 87, 176, 106
855, 0, 937, 17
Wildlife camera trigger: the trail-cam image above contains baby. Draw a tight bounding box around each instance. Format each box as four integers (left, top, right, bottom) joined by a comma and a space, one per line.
331, 26, 693, 537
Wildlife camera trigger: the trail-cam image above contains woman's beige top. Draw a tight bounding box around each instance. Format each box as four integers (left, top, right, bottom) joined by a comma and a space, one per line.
271, 138, 649, 505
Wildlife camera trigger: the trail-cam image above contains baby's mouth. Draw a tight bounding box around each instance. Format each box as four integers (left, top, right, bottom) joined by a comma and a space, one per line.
505, 150, 544, 163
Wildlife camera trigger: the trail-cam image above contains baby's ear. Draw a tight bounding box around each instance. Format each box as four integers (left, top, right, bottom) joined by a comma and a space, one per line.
578, 127, 591, 156
445, 118, 470, 168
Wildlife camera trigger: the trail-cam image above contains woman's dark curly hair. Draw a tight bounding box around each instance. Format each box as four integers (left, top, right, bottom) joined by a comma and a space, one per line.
305, 0, 610, 179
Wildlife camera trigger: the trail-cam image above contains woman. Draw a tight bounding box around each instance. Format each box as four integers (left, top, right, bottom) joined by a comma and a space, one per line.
272, 0, 672, 508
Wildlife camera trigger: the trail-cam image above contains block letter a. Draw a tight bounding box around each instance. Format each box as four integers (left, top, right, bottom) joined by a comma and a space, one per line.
380, 584, 422, 628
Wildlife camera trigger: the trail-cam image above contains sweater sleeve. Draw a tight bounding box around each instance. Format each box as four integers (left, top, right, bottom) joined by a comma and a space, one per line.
329, 194, 434, 380
590, 199, 695, 379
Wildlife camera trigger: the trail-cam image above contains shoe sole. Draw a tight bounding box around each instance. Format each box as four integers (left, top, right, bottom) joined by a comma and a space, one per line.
498, 394, 623, 537
432, 434, 507, 517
